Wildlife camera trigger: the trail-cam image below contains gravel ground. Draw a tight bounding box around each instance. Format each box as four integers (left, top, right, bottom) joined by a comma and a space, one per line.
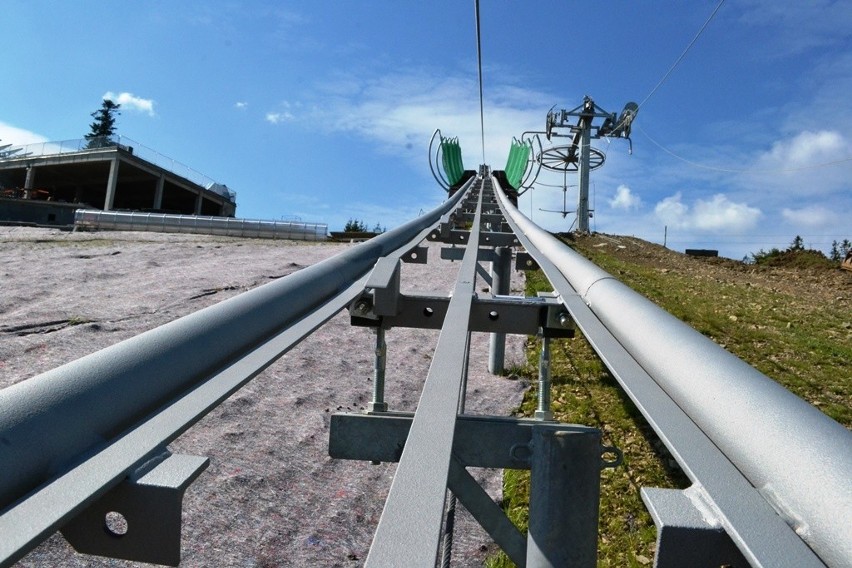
1, 227, 528, 567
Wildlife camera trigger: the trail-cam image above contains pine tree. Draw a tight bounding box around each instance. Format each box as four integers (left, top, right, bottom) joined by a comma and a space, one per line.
789, 235, 804, 251
830, 240, 841, 262
85, 99, 121, 147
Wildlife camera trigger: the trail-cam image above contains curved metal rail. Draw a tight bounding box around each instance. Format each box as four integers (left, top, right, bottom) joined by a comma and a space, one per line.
428, 128, 451, 191
518, 133, 543, 194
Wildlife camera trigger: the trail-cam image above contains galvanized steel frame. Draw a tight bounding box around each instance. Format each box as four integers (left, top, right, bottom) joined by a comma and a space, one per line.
0, 177, 475, 567
1, 166, 849, 568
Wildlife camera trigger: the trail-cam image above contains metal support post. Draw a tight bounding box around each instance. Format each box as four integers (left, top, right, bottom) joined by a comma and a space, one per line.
577, 123, 591, 233
368, 327, 389, 412
535, 336, 552, 421
526, 426, 601, 568
488, 246, 512, 374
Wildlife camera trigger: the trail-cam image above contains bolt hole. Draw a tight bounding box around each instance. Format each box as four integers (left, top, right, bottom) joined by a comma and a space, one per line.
104, 511, 128, 537
423, 307, 434, 317
488, 310, 499, 321
600, 446, 624, 469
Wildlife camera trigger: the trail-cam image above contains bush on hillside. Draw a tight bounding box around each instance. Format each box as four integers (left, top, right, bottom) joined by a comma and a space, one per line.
749, 235, 836, 269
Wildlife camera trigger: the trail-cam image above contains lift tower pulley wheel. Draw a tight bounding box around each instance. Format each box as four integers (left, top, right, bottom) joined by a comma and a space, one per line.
538, 145, 605, 173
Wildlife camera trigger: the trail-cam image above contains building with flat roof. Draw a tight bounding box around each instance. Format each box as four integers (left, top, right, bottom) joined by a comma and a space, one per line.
0, 136, 236, 226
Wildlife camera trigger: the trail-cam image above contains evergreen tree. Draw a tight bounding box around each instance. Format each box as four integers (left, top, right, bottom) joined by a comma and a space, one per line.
789, 235, 804, 251
85, 99, 121, 147
830, 240, 841, 262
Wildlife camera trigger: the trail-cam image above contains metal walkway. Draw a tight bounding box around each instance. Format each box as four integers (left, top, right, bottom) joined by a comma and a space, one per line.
1, 168, 849, 567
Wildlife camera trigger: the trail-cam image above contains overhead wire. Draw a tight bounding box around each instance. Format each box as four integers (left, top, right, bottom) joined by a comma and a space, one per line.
638, 123, 852, 174
637, 0, 726, 112
630, 0, 851, 174
474, 0, 486, 164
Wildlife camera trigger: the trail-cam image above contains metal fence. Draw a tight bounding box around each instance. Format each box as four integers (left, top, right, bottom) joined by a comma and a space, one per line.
1, 169, 849, 568
74, 210, 328, 241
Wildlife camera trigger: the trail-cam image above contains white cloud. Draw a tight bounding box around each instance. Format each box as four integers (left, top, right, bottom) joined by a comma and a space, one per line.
265, 111, 294, 124
265, 101, 299, 124
608, 184, 641, 210
0, 122, 48, 145
235, 101, 248, 110
654, 193, 689, 227
757, 130, 849, 170
738, 0, 852, 55
693, 195, 762, 230
744, 129, 852, 196
103, 91, 156, 116
654, 192, 762, 231
781, 205, 835, 227
314, 70, 544, 168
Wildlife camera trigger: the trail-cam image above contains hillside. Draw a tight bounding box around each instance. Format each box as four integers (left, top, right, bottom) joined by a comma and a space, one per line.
491, 233, 851, 568
571, 233, 851, 426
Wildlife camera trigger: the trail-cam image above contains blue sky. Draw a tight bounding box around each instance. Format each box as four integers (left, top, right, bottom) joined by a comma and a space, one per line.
2, 1, 850, 259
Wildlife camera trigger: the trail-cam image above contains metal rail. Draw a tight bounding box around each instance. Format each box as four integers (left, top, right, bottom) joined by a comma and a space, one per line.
0, 179, 472, 566
492, 176, 851, 568
74, 210, 328, 241
1, 168, 849, 568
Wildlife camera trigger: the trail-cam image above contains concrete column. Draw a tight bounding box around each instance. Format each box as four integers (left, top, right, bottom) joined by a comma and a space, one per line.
104, 157, 120, 211
153, 175, 165, 210
193, 191, 203, 215
24, 166, 36, 190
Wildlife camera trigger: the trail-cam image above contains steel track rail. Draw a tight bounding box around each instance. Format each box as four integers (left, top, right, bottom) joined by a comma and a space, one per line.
0, 178, 475, 567
365, 179, 485, 567
492, 175, 850, 568
2, 167, 848, 568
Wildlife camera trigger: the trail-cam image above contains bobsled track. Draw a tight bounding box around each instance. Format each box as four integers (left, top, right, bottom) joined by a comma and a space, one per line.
1, 169, 850, 568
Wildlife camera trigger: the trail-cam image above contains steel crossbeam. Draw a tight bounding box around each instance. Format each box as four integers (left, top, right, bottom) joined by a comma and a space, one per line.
364, 181, 485, 567
350, 292, 574, 337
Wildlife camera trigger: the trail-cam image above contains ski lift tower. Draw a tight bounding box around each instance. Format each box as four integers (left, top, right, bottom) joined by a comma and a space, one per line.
542, 96, 637, 233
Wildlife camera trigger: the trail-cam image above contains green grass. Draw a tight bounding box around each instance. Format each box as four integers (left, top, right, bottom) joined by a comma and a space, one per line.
487, 237, 850, 567
578, 245, 851, 426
